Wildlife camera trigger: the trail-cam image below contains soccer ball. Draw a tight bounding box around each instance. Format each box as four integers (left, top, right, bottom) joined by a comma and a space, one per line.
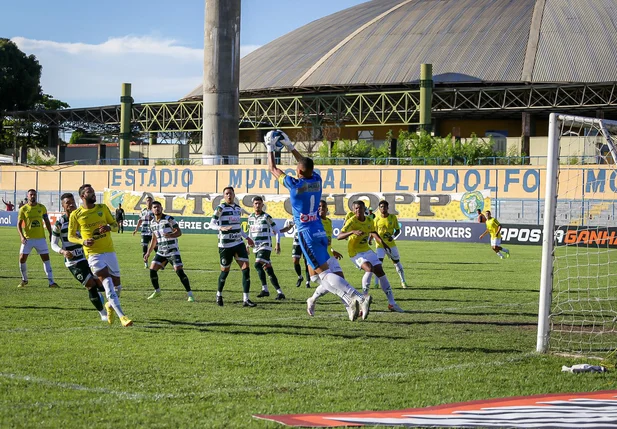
265, 130, 286, 152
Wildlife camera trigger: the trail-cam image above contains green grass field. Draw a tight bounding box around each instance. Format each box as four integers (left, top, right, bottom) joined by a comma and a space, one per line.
0, 228, 614, 428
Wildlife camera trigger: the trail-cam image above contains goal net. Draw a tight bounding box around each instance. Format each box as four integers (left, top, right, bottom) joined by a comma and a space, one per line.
537, 113, 617, 355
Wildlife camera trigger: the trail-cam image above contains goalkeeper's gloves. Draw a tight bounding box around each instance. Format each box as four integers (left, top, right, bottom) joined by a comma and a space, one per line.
277, 130, 295, 152
264, 131, 277, 153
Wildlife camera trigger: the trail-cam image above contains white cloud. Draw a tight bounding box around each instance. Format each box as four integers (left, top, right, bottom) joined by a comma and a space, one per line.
11, 36, 261, 108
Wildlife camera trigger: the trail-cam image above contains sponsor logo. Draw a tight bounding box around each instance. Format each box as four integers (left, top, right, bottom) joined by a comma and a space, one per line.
254, 390, 617, 428
0, 216, 12, 225
460, 191, 484, 219
404, 225, 472, 239
556, 228, 617, 246
31, 220, 41, 228
502, 225, 617, 248
299, 212, 319, 223
501, 227, 542, 243
97, 211, 103, 217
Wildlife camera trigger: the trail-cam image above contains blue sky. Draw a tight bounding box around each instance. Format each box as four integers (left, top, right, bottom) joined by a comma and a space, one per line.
4, 0, 367, 108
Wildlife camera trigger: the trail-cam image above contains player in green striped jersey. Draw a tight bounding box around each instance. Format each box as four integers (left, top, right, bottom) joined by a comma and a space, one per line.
51, 193, 108, 321
210, 187, 256, 307
144, 201, 195, 302
247, 196, 285, 300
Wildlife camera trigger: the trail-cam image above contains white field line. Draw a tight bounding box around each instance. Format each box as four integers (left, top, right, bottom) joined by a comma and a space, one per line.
0, 372, 172, 400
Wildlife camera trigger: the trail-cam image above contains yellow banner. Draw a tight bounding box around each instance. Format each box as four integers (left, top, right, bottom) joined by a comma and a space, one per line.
104, 189, 491, 221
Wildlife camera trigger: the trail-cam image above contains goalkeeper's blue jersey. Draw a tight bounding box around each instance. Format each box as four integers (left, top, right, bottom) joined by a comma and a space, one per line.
278, 172, 329, 268
278, 172, 323, 233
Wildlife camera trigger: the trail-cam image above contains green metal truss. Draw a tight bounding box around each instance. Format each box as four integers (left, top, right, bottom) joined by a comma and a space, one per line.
7, 90, 422, 133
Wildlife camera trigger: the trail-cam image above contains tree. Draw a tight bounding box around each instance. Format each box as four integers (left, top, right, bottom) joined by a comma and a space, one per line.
0, 38, 42, 112
35, 94, 69, 111
69, 129, 100, 145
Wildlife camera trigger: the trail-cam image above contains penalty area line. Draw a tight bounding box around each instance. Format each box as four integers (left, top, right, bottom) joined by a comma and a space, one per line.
0, 372, 172, 401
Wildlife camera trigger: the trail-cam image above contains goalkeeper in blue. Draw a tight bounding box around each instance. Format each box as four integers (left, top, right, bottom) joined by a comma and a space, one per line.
266, 130, 372, 321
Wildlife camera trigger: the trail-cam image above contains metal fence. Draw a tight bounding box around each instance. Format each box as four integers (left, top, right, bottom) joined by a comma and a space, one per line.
17, 154, 613, 167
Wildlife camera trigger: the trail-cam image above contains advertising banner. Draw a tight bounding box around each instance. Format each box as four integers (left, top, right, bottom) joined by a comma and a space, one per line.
501, 224, 617, 248
0, 211, 18, 227
104, 189, 491, 222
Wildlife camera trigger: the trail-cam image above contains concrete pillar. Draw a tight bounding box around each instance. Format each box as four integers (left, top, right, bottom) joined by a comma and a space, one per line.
202, 0, 241, 165
47, 126, 59, 149
119, 83, 133, 165
419, 64, 433, 131
389, 138, 398, 165
57, 144, 66, 164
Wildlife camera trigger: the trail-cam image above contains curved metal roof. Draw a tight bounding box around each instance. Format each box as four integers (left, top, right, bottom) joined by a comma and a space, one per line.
184, 0, 617, 99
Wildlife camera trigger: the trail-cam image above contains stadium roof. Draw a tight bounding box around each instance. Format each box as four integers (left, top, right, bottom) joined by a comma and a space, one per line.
184, 0, 617, 100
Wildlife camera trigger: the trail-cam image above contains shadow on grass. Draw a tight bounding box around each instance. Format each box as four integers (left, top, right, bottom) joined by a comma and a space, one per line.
371, 318, 537, 328
428, 286, 538, 293
433, 346, 523, 354
145, 318, 408, 340
2, 305, 96, 312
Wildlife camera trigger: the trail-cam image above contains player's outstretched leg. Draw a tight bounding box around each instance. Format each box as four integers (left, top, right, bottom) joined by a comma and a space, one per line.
317, 270, 372, 321
265, 266, 285, 299
176, 268, 194, 301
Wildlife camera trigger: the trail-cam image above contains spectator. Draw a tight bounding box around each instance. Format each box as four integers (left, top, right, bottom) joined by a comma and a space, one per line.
2, 198, 15, 211
476, 209, 487, 223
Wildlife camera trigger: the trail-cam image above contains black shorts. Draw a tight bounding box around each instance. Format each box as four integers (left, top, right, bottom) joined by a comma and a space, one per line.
68, 260, 94, 287
153, 253, 183, 268
255, 249, 272, 264
219, 243, 249, 268
141, 234, 153, 246
291, 244, 302, 258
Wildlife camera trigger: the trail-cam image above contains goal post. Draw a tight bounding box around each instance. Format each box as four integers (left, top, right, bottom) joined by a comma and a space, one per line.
537, 113, 617, 355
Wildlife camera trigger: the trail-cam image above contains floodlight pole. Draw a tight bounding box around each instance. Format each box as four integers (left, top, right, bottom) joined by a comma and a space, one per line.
202, 0, 241, 165
119, 83, 133, 165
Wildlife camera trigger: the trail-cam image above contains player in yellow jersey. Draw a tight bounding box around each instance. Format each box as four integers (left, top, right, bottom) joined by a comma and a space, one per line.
479, 210, 510, 259
68, 184, 132, 327
16, 189, 58, 288
373, 200, 408, 288
338, 200, 404, 312
306, 200, 347, 316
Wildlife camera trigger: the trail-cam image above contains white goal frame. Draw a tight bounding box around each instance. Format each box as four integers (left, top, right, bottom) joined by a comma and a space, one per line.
537, 113, 617, 354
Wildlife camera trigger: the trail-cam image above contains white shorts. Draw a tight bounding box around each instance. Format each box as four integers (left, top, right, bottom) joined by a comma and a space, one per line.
20, 238, 49, 255
351, 250, 381, 270
327, 256, 342, 273
491, 238, 502, 246
376, 246, 400, 261
88, 252, 121, 277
